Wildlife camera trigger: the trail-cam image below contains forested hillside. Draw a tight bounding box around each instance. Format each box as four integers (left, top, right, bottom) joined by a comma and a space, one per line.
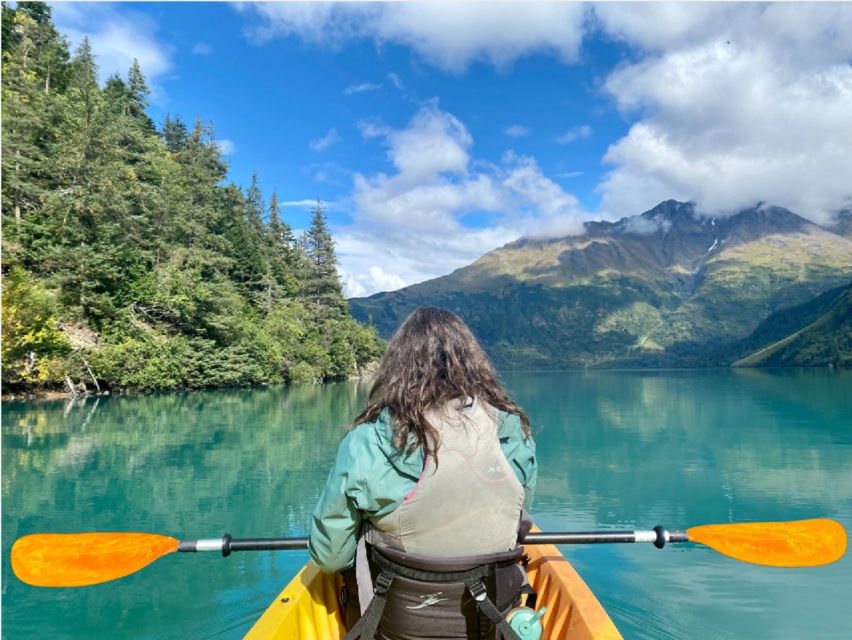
733, 283, 852, 368
1, 3, 382, 395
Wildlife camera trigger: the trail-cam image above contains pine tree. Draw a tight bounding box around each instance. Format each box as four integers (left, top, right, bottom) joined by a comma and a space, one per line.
268, 190, 296, 255
162, 114, 189, 153
1, 3, 68, 228
301, 201, 347, 319
245, 171, 265, 233
127, 58, 154, 129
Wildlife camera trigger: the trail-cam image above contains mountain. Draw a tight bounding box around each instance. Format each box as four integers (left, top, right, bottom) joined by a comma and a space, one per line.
696, 283, 850, 366
350, 201, 852, 368
830, 209, 852, 238
733, 282, 852, 367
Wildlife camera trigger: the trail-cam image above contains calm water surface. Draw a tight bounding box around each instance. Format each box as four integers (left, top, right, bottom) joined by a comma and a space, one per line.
3, 370, 851, 639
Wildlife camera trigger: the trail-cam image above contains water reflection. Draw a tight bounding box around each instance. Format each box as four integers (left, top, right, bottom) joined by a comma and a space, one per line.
3, 370, 851, 639
2, 382, 371, 640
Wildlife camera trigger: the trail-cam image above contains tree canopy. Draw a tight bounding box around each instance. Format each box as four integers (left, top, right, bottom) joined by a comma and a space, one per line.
1, 3, 383, 394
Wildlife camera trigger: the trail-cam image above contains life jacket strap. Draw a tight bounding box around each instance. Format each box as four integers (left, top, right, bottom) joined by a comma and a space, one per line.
465, 579, 521, 640
342, 569, 395, 640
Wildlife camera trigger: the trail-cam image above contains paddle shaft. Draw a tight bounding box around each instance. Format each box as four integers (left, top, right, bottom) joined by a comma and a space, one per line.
177, 527, 689, 556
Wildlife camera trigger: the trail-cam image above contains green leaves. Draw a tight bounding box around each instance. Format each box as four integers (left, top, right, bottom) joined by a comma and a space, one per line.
1, 5, 384, 395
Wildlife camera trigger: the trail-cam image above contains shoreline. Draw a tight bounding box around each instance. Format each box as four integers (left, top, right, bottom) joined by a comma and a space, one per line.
5, 363, 846, 403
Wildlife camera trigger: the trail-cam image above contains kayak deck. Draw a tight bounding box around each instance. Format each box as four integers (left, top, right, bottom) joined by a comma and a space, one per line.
244, 536, 622, 639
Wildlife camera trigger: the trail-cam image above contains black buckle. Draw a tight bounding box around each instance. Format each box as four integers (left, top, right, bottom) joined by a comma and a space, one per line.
467, 580, 487, 602
374, 572, 393, 595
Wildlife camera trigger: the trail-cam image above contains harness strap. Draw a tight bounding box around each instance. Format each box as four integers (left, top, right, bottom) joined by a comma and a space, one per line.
342, 571, 394, 640
371, 547, 494, 583
466, 579, 522, 640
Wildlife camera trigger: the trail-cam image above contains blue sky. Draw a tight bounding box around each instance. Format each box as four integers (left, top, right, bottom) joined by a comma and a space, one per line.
50, 3, 852, 296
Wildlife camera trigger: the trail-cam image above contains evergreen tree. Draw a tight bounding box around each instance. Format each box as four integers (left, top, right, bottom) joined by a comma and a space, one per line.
245, 171, 265, 233
1, 3, 68, 228
1, 5, 382, 393
162, 113, 189, 153
301, 201, 347, 319
127, 58, 152, 126
268, 190, 296, 258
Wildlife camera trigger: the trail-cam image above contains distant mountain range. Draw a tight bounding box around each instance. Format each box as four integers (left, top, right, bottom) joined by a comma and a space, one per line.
350, 201, 852, 368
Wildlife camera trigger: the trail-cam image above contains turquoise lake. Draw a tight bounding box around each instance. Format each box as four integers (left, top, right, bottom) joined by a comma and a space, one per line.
2, 369, 851, 639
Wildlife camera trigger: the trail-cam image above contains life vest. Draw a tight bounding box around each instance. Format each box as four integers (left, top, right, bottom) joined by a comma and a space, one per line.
341, 399, 534, 640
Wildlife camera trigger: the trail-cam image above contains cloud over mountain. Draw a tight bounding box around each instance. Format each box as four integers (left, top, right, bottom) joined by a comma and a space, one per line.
595, 3, 852, 222
336, 104, 585, 296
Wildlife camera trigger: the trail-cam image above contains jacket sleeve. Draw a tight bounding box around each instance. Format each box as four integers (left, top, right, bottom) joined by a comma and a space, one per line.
499, 412, 538, 512
308, 427, 370, 573
308, 422, 413, 572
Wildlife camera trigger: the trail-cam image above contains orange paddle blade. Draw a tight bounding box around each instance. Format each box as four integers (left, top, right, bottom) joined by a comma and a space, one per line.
11, 532, 180, 587
687, 518, 847, 567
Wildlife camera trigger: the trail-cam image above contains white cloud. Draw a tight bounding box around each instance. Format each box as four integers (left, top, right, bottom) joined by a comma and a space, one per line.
387, 72, 405, 90
344, 82, 382, 95
216, 139, 237, 155
335, 104, 586, 296
556, 124, 592, 145
281, 199, 317, 208
503, 124, 531, 138
238, 2, 587, 72
192, 42, 212, 55
238, 3, 852, 223
52, 3, 173, 101
357, 119, 391, 140
309, 128, 343, 152
595, 4, 852, 221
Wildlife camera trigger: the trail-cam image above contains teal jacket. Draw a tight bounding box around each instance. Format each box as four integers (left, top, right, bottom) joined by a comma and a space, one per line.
309, 409, 537, 573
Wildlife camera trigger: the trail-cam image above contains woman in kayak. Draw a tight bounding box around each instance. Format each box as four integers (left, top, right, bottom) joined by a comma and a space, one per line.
309, 307, 537, 640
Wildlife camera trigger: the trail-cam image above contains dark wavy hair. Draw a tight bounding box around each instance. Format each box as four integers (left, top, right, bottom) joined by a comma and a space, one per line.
353, 307, 530, 457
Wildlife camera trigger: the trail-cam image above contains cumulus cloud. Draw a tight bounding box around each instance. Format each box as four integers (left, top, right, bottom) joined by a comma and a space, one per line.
238, 2, 587, 72
237, 3, 852, 224
52, 3, 173, 100
556, 124, 592, 145
344, 82, 382, 95
503, 124, 531, 138
335, 104, 586, 296
595, 3, 852, 221
309, 128, 343, 152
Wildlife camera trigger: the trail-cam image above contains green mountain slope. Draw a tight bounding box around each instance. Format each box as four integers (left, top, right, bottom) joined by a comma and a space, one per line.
733, 283, 852, 367
694, 283, 850, 366
351, 201, 852, 368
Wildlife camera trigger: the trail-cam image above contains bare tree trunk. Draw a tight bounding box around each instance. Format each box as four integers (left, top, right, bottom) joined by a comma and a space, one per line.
14, 149, 22, 225
64, 375, 80, 398
82, 357, 100, 393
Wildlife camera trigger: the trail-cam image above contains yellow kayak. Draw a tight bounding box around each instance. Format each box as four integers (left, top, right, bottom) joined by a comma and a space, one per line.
244, 535, 623, 640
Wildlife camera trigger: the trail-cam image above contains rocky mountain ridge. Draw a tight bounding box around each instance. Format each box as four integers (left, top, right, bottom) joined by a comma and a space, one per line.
350, 201, 852, 368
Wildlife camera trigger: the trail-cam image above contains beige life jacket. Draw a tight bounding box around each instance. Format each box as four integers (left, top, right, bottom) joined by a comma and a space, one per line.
365, 397, 525, 556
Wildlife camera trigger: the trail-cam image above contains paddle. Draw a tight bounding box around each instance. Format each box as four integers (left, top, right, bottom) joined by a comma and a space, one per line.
11, 518, 846, 588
